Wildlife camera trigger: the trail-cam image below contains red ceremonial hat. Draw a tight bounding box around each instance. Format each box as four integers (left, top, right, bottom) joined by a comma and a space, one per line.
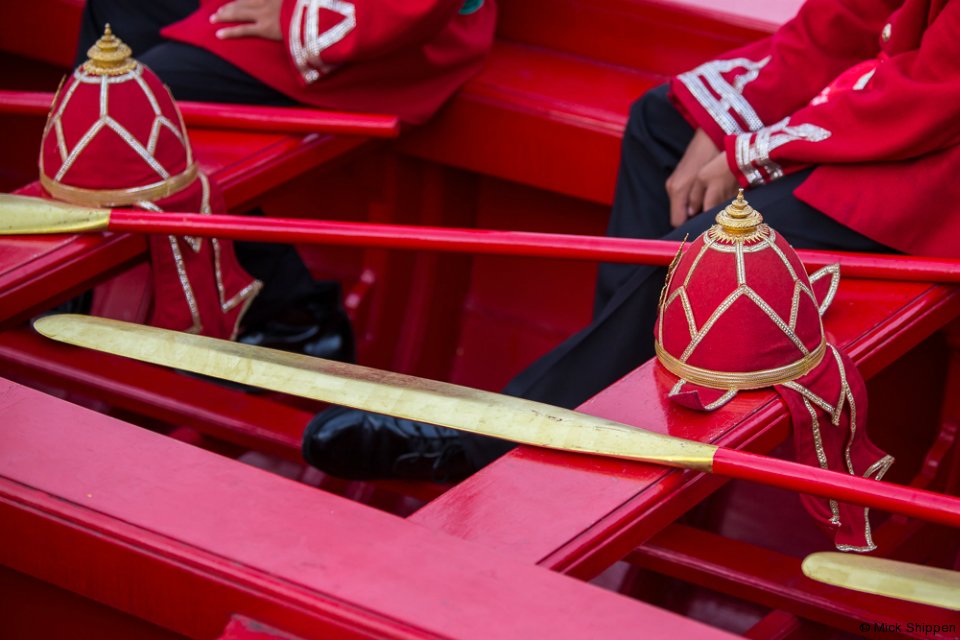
39, 25, 196, 207
655, 191, 833, 408
655, 192, 893, 552
31, 26, 260, 340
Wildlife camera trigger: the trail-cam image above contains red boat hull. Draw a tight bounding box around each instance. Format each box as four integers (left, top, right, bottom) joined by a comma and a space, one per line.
1, 1, 958, 638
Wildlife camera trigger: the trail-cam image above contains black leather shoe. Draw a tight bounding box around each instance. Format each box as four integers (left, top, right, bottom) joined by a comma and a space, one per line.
302, 406, 476, 482
239, 282, 355, 362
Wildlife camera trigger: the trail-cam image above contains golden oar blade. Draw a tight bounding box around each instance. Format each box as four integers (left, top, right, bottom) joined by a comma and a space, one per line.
33, 314, 716, 471
0, 193, 110, 234
802, 552, 960, 611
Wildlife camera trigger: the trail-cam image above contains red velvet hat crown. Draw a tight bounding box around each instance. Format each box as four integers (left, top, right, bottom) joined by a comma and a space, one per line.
39, 25, 196, 207
655, 191, 839, 409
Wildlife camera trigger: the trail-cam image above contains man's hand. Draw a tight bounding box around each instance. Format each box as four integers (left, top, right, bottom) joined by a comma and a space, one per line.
666, 128, 741, 228
695, 152, 740, 215
666, 128, 719, 228
212, 0, 283, 41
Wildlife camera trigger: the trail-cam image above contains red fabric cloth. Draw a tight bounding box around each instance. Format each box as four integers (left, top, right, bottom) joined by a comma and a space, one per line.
160, 0, 497, 124
144, 176, 260, 339
776, 348, 893, 552
669, 0, 960, 258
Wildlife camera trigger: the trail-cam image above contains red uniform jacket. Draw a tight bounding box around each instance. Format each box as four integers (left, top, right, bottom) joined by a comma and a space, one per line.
162, 0, 497, 125
670, 0, 960, 258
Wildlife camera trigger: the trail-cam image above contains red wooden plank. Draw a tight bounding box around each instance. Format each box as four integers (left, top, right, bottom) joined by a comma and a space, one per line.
399, 42, 652, 205
0, 0, 83, 68
219, 616, 307, 640
0, 91, 401, 138
410, 282, 960, 578
0, 233, 145, 326
648, 0, 801, 33
744, 611, 823, 640
0, 377, 739, 640
179, 131, 376, 211
496, 0, 782, 74
0, 564, 186, 640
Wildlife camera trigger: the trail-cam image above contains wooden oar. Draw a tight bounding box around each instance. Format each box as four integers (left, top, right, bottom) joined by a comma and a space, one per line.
802, 552, 960, 611
0, 90, 400, 138
33, 314, 960, 529
3, 193, 960, 283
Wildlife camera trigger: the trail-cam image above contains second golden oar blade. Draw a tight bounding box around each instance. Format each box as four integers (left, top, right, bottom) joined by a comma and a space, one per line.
33, 314, 716, 471
802, 552, 960, 611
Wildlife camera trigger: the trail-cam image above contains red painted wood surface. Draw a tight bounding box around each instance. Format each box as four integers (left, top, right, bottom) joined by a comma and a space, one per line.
2, 1, 953, 636
0, 232, 145, 326
0, 564, 187, 639
0, 91, 401, 138
398, 42, 652, 205
0, 0, 83, 68
0, 326, 311, 460
629, 524, 960, 638
411, 281, 960, 578
219, 616, 307, 640
0, 377, 741, 640
496, 0, 791, 71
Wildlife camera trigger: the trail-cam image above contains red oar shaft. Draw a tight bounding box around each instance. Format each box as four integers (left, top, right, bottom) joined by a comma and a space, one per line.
108, 210, 679, 261
0, 90, 400, 138
714, 449, 960, 528
106, 210, 960, 283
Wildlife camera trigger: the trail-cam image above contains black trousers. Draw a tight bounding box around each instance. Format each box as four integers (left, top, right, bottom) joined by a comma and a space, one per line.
77, 1, 317, 320
461, 85, 891, 465
76, 0, 292, 105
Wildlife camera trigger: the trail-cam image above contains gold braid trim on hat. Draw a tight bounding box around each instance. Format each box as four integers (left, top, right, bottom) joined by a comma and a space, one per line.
40, 163, 199, 208
655, 338, 827, 390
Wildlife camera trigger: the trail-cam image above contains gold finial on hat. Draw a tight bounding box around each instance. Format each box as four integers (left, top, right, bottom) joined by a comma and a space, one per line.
83, 24, 137, 76
715, 189, 764, 238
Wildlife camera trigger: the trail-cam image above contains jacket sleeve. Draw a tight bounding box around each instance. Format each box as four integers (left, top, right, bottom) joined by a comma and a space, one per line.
726, 0, 960, 186
281, 0, 464, 84
670, 0, 899, 146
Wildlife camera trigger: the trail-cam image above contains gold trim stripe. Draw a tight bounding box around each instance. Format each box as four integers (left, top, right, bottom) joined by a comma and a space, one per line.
656, 339, 826, 390
40, 163, 198, 208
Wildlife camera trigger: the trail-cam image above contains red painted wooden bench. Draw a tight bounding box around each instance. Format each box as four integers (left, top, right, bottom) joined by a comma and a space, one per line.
398, 0, 795, 205
3, 1, 960, 637
0, 376, 745, 640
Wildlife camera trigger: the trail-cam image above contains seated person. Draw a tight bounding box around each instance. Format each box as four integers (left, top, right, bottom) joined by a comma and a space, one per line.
301, 0, 960, 482
76, 0, 497, 122
74, 0, 497, 358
